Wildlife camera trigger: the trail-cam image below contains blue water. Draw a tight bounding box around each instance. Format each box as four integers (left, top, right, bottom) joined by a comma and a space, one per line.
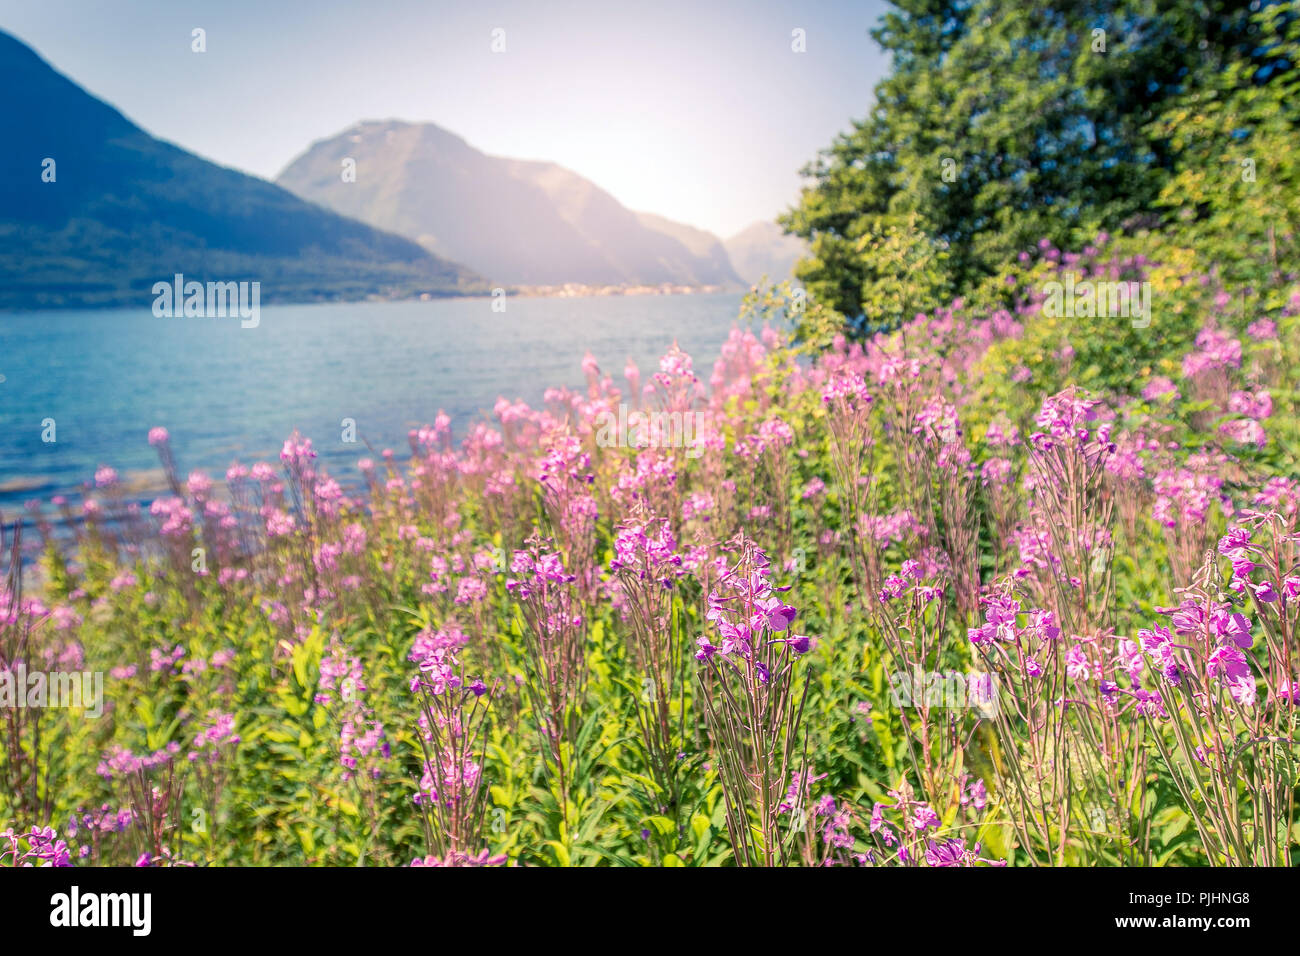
0, 294, 744, 517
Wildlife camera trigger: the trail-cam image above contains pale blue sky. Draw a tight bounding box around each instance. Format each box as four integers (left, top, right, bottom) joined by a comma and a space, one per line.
0, 0, 889, 237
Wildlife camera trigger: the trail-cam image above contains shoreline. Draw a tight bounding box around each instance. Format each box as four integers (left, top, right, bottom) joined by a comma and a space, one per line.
0, 284, 748, 315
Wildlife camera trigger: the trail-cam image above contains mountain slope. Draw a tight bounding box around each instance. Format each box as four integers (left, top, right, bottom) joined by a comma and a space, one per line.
724, 220, 809, 287
0, 31, 479, 309
634, 212, 741, 287
277, 121, 743, 289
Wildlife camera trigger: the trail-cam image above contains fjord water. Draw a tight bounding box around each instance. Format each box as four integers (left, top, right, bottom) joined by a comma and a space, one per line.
0, 294, 743, 515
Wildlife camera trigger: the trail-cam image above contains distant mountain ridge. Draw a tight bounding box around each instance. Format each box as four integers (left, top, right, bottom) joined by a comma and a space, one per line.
723, 220, 809, 287
276, 120, 745, 289
0, 30, 479, 310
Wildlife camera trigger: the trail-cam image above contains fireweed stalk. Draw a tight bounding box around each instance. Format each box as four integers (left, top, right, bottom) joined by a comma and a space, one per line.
608, 515, 692, 823
967, 583, 1151, 864
407, 414, 462, 530
599, 343, 710, 542
873, 349, 966, 589
1153, 450, 1233, 585
778, 770, 866, 867
316, 635, 393, 861
1105, 421, 1156, 552
820, 369, 880, 596
185, 710, 240, 854
1, 523, 53, 823
695, 536, 813, 866
60, 804, 136, 865
862, 352, 980, 618
913, 398, 982, 620
972, 389, 1151, 865
95, 743, 189, 866
506, 539, 588, 836
875, 562, 980, 809
1021, 388, 1118, 637
408, 623, 497, 860
1141, 514, 1300, 866
536, 434, 601, 603
735, 417, 797, 554
148, 429, 264, 606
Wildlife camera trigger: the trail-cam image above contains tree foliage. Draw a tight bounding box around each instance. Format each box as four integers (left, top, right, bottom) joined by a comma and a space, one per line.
783, 0, 1284, 327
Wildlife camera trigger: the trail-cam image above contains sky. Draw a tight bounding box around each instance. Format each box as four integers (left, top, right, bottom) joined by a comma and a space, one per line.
0, 0, 890, 238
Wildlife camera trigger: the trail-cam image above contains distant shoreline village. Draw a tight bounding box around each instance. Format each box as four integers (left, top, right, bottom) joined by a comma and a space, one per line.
447, 283, 733, 300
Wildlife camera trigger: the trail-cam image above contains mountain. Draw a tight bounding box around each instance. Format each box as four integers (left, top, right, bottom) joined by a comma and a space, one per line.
0, 31, 480, 310
723, 220, 809, 287
634, 212, 739, 286
276, 120, 744, 289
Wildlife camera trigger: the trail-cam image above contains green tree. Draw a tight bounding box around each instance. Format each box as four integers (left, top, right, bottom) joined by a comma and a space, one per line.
1151, 1, 1300, 295
783, 0, 1263, 328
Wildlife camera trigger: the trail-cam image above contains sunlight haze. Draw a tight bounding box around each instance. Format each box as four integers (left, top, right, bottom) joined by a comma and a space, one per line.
0, 0, 888, 237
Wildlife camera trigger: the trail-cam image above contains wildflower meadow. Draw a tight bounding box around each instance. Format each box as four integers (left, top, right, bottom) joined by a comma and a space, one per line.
5, 241, 1300, 868
3, 0, 1300, 881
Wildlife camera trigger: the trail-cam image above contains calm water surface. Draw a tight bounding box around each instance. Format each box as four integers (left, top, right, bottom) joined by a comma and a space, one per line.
0, 294, 744, 516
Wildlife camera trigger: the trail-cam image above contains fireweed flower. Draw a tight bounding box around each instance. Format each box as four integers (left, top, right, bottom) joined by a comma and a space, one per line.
967, 594, 1023, 645
1142, 376, 1179, 401
315, 637, 389, 784
910, 805, 940, 830
454, 577, 488, 605
1246, 318, 1277, 340
1, 827, 73, 867
924, 838, 968, 866
984, 415, 1022, 447
1115, 639, 1145, 680
924, 838, 1005, 868
697, 537, 814, 866
818, 800, 855, 851
407, 618, 496, 861
778, 769, 828, 814
1181, 326, 1242, 381
1065, 645, 1091, 681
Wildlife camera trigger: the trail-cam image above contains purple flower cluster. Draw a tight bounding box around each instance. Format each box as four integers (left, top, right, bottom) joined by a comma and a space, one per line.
0, 826, 73, 867
697, 546, 804, 664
